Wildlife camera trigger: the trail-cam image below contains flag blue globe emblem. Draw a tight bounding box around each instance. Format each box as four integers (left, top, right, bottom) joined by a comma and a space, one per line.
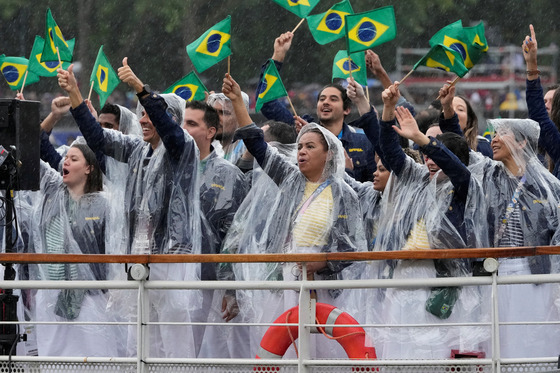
2, 66, 19, 83
175, 86, 193, 100
258, 79, 268, 95
343, 60, 359, 72
449, 43, 467, 61
44, 61, 59, 68
325, 13, 343, 31
358, 21, 377, 43
206, 34, 223, 54
99, 69, 106, 84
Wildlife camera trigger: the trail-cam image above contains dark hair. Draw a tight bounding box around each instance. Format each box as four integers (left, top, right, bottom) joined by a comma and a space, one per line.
100, 103, 121, 123
550, 88, 560, 131
263, 120, 297, 144
71, 144, 103, 194
436, 132, 470, 166
416, 108, 441, 134
429, 100, 442, 111
547, 84, 560, 92
302, 127, 329, 151
454, 95, 479, 151
317, 83, 352, 112
185, 100, 220, 138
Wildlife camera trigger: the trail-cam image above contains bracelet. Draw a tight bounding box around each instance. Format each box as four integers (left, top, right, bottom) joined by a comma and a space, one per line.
526, 69, 540, 76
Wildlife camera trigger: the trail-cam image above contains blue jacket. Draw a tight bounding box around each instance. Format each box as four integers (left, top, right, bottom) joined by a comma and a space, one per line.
257, 59, 376, 182
526, 77, 560, 179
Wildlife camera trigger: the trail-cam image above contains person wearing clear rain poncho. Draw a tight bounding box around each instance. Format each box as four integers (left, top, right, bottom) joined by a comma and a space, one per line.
222, 73, 367, 358
370, 83, 490, 359
57, 59, 202, 358
468, 116, 560, 358
32, 141, 119, 357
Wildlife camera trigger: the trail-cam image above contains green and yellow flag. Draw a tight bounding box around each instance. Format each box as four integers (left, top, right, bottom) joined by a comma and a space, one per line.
90, 46, 119, 107
272, 0, 320, 18
413, 44, 469, 78
163, 72, 207, 102
345, 6, 396, 54
28, 35, 75, 77
186, 16, 231, 73
0, 55, 40, 91
255, 60, 288, 112
463, 21, 489, 66
41, 8, 73, 62
332, 50, 367, 86
307, 0, 353, 45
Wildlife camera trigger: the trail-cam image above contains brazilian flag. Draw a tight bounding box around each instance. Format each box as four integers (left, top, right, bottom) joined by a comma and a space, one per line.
0, 55, 40, 91
463, 21, 489, 66
429, 21, 476, 68
163, 72, 207, 102
307, 0, 354, 45
272, 0, 320, 18
332, 50, 367, 86
255, 60, 288, 113
345, 6, 396, 54
28, 35, 75, 77
413, 44, 469, 78
41, 8, 73, 63
90, 46, 119, 107
186, 16, 231, 73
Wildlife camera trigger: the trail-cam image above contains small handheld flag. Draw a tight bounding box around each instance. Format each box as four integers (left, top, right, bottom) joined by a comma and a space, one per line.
186, 16, 232, 73
345, 6, 396, 54
163, 72, 207, 102
307, 0, 354, 45
41, 8, 73, 63
90, 46, 119, 107
272, 0, 320, 18
0, 55, 40, 91
413, 44, 469, 78
332, 50, 367, 86
255, 60, 289, 113
429, 20, 488, 69
28, 35, 75, 77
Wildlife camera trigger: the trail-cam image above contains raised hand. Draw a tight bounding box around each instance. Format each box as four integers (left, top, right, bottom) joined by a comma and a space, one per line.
272, 32, 294, 63
57, 64, 78, 94
118, 57, 144, 93
346, 77, 370, 116
522, 24, 538, 72
394, 106, 428, 146
439, 81, 456, 119
51, 96, 71, 118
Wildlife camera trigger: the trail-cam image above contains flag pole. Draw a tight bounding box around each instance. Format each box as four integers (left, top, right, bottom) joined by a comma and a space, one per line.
87, 81, 94, 102
348, 55, 353, 80
20, 71, 29, 95
291, 18, 306, 33
287, 96, 298, 118
435, 75, 461, 100
398, 69, 414, 85
365, 81, 370, 102
227, 55, 231, 76
56, 47, 62, 66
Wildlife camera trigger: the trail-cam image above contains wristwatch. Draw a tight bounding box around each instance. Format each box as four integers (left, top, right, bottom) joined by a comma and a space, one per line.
136, 84, 150, 99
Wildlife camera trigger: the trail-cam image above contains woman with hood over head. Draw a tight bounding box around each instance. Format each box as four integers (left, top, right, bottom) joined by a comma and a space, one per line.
469, 115, 560, 358
222, 73, 367, 358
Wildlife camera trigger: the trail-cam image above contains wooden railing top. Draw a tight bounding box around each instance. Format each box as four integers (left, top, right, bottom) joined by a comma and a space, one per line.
0, 246, 559, 264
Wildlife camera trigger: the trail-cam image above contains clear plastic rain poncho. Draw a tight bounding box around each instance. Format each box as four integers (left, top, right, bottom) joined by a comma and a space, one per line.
227, 122, 367, 358
69, 93, 202, 357
468, 118, 560, 358
208, 92, 248, 163
25, 160, 121, 356
363, 130, 490, 359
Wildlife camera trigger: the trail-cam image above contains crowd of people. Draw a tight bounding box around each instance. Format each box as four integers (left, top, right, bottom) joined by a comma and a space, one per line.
6, 24, 560, 361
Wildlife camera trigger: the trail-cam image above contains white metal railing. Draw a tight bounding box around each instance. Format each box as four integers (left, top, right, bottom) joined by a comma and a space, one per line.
0, 256, 559, 373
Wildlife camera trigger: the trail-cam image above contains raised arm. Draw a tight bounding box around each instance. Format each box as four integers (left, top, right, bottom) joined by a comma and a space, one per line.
523, 24, 560, 166
438, 82, 462, 135
259, 32, 296, 124
118, 57, 188, 161
379, 83, 407, 175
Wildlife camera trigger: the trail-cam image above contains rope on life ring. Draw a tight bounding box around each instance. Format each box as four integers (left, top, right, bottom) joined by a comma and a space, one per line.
256, 302, 376, 362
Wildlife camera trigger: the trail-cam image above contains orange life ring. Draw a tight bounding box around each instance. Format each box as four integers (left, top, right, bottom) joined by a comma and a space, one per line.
256, 302, 376, 360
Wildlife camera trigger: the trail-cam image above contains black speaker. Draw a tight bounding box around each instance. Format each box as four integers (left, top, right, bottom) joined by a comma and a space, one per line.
0, 99, 40, 191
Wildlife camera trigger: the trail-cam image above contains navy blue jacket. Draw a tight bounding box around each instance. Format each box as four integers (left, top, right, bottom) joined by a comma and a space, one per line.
526, 77, 560, 179
438, 113, 493, 158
